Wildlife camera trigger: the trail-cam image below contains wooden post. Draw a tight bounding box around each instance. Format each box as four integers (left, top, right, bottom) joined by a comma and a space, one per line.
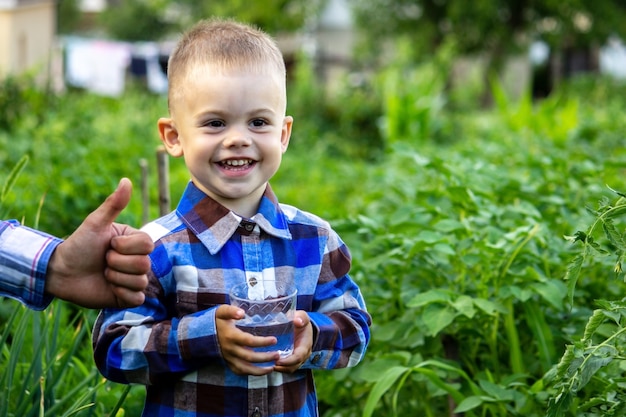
156, 146, 170, 216
139, 158, 149, 226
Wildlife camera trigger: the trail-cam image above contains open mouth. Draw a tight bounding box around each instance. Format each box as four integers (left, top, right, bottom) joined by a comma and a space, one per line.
219, 159, 255, 170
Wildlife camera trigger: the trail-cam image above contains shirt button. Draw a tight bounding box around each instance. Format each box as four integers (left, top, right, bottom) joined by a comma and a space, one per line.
312, 353, 322, 364
244, 223, 254, 231
251, 407, 262, 417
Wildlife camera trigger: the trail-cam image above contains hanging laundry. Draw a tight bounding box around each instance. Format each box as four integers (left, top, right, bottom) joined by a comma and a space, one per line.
131, 42, 168, 94
64, 37, 131, 97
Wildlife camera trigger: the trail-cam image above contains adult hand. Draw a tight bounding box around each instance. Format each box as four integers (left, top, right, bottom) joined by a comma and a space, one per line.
44, 178, 153, 308
215, 304, 279, 376
274, 310, 312, 373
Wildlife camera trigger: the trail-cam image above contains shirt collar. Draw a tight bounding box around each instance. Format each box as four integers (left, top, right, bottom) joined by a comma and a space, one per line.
175, 181, 292, 254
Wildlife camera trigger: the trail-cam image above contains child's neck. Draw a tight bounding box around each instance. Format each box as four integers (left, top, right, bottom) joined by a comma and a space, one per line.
221, 196, 261, 220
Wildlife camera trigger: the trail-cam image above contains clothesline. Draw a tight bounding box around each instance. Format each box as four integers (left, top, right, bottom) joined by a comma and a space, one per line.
62, 36, 171, 97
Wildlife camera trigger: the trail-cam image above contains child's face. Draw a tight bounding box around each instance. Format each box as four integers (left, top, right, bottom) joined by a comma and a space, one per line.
159, 65, 292, 217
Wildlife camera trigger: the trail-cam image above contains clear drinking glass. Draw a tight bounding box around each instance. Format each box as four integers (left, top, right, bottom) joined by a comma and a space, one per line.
229, 278, 297, 366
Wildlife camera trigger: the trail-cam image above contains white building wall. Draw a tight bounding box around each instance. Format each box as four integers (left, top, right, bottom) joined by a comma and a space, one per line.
0, 0, 55, 78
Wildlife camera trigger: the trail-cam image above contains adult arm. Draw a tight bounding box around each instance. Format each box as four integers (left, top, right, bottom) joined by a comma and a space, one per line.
0, 220, 61, 310
0, 178, 153, 310
45, 178, 153, 308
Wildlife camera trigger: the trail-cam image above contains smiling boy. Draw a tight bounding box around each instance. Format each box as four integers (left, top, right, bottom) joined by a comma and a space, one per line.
93, 19, 371, 417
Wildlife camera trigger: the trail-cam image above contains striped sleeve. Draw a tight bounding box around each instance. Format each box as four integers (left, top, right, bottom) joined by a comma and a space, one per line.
0, 220, 60, 310
303, 228, 372, 370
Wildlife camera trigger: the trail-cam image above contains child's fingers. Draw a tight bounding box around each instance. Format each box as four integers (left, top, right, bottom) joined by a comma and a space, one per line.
215, 304, 245, 320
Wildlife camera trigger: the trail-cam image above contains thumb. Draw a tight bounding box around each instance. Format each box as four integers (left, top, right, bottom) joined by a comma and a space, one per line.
90, 178, 133, 226
216, 304, 245, 321
294, 310, 310, 328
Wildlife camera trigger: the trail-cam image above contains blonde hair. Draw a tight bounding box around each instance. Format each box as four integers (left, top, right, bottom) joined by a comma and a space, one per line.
167, 19, 286, 111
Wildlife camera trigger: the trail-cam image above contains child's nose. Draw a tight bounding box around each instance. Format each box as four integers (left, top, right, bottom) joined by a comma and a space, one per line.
223, 127, 252, 147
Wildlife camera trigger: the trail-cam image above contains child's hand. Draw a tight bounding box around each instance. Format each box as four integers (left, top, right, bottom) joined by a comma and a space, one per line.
274, 310, 313, 373
215, 305, 279, 375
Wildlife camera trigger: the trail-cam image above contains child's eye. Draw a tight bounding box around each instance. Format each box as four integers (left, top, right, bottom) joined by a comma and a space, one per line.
204, 120, 225, 128
250, 119, 267, 128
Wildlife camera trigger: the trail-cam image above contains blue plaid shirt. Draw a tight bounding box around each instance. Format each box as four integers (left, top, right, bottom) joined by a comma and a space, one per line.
93, 182, 371, 417
0, 220, 59, 310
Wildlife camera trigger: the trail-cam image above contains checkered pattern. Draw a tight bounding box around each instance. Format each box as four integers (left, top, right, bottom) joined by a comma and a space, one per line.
93, 182, 371, 417
0, 220, 60, 310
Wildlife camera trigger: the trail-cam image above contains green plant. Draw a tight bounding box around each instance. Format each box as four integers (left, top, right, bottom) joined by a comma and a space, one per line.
0, 302, 98, 416
0, 155, 28, 219
339, 145, 572, 416
0, 88, 167, 236
0, 74, 54, 134
314, 74, 626, 417
491, 76, 580, 145
376, 39, 448, 147
2, 48, 626, 416
547, 189, 626, 416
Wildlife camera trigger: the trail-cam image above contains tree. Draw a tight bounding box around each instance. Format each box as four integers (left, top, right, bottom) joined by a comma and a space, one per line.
57, 0, 82, 34
162, 0, 320, 35
96, 0, 320, 41
349, 0, 626, 100
98, 0, 172, 41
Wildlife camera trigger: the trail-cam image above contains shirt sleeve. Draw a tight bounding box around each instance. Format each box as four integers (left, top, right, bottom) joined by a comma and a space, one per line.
0, 220, 60, 310
92, 248, 223, 385
302, 230, 372, 370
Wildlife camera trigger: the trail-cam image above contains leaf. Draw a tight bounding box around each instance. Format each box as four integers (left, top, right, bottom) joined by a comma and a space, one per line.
0, 155, 29, 204
603, 219, 625, 250
433, 219, 464, 232
452, 295, 475, 318
407, 289, 452, 308
433, 242, 456, 256
478, 380, 515, 401
582, 310, 607, 343
522, 301, 556, 370
564, 231, 588, 244
422, 304, 457, 336
606, 185, 626, 199
454, 395, 488, 413
547, 391, 574, 417
374, 321, 402, 342
358, 355, 412, 383
501, 285, 533, 302
362, 366, 410, 417
578, 354, 614, 390
415, 230, 443, 244
565, 254, 585, 307
531, 279, 567, 310
605, 204, 626, 221
473, 298, 507, 315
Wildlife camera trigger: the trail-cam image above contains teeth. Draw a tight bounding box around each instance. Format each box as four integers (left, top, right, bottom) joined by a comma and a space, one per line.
223, 159, 251, 166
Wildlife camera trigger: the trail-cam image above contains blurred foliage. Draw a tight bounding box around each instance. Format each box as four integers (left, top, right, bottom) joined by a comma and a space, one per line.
0, 74, 55, 134
348, 0, 626, 106
287, 52, 384, 161
56, 0, 82, 35
171, 0, 318, 34
98, 0, 173, 41
92, 0, 320, 41
0, 82, 167, 236
349, 0, 626, 58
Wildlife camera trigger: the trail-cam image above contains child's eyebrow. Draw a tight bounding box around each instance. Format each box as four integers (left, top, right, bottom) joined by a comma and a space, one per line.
193, 107, 277, 121
246, 107, 277, 116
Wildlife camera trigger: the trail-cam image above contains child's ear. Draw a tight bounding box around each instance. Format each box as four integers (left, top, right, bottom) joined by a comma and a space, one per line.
158, 117, 183, 157
281, 116, 293, 153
